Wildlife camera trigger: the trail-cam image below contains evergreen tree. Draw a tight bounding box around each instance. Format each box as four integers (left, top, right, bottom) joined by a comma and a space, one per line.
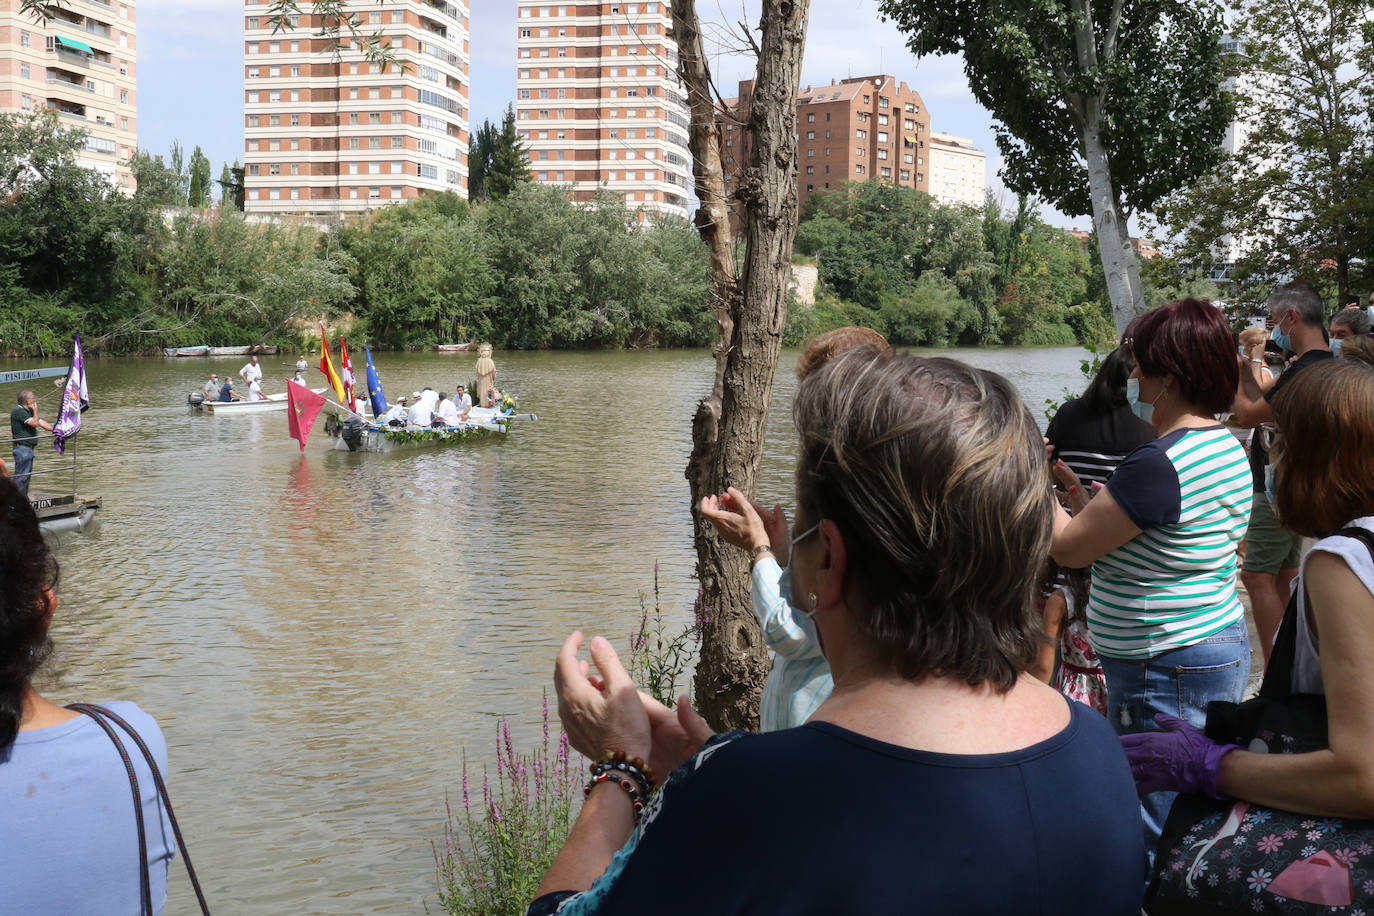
486, 105, 530, 200
187, 146, 212, 208
468, 119, 497, 201
216, 161, 246, 211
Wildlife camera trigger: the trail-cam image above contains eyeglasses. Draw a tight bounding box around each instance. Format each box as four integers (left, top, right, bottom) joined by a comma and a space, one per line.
790, 522, 820, 552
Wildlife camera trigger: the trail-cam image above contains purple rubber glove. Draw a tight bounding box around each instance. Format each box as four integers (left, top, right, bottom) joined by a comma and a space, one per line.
1119, 713, 1243, 799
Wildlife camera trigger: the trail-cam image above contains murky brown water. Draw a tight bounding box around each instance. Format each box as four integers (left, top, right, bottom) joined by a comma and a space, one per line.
7, 346, 1088, 913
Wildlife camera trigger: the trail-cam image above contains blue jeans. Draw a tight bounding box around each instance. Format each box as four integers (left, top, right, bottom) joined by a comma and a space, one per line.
1098, 619, 1251, 869
11, 444, 33, 496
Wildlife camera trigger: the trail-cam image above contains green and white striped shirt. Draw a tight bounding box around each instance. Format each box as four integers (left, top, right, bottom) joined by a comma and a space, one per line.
1087, 426, 1252, 660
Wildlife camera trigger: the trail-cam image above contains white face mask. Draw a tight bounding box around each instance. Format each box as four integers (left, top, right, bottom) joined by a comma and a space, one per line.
1125, 378, 1164, 425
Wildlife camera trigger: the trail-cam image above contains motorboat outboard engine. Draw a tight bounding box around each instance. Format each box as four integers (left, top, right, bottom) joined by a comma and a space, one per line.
341, 417, 367, 452
187, 391, 206, 407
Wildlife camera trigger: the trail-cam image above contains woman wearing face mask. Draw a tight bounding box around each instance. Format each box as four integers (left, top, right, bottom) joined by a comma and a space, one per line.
531, 349, 1145, 916
698, 326, 891, 731
1050, 297, 1251, 859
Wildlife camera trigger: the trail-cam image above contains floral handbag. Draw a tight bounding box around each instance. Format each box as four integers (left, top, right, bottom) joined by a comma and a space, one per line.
1145, 528, 1374, 914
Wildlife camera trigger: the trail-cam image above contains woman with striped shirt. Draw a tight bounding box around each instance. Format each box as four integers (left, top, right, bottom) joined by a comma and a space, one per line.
1051, 298, 1252, 856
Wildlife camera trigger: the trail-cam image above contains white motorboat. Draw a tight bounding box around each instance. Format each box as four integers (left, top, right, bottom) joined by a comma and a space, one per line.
188, 388, 327, 415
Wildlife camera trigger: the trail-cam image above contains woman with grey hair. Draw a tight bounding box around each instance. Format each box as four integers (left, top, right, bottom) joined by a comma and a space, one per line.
527, 349, 1144, 916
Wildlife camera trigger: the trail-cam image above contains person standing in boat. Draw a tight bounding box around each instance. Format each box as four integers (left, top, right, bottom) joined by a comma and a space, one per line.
10, 390, 53, 497
474, 344, 496, 408
202, 373, 220, 400
239, 356, 263, 387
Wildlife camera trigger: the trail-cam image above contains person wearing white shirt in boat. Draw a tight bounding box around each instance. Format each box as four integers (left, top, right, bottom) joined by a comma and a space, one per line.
454, 384, 473, 422
240, 356, 263, 386
435, 393, 461, 427
379, 396, 409, 426
247, 379, 268, 402
407, 389, 437, 427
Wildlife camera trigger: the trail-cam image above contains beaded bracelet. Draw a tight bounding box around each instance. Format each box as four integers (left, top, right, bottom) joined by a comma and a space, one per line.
584, 769, 647, 821
591, 751, 655, 794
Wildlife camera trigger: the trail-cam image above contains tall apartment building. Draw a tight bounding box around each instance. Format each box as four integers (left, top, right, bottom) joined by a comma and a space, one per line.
514, 2, 691, 220
718, 75, 931, 232
927, 132, 986, 207
243, 0, 470, 217
0, 0, 137, 191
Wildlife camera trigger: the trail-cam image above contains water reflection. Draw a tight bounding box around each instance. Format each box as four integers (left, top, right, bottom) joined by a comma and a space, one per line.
11, 346, 1088, 913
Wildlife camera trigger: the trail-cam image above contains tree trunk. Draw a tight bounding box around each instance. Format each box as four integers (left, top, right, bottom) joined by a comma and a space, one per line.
1081, 116, 1143, 333
676, 0, 811, 731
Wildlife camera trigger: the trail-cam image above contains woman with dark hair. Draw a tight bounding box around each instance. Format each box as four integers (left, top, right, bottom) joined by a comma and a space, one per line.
0, 477, 175, 912
1124, 359, 1374, 818
528, 348, 1144, 915
1046, 344, 1156, 487
1051, 298, 1252, 855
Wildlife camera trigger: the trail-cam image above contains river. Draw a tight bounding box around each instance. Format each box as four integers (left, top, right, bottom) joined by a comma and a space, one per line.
11, 346, 1089, 913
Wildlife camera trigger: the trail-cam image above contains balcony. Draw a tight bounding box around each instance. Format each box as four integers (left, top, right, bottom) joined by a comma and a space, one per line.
46, 72, 94, 94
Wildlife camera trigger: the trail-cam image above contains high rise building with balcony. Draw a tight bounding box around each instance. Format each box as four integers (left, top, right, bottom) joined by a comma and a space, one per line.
243, 0, 470, 217
0, 0, 138, 191
514, 2, 691, 220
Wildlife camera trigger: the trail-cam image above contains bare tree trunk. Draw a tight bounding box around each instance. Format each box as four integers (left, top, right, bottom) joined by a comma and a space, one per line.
675, 0, 811, 731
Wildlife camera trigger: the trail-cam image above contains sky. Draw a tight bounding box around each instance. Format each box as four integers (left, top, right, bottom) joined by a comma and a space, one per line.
133, 0, 1089, 230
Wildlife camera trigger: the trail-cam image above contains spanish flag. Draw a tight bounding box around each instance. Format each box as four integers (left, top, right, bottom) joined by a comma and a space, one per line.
318, 323, 347, 404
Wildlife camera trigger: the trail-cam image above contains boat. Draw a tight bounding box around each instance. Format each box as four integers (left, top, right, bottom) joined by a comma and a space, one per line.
206, 345, 281, 356
188, 388, 328, 415
433, 343, 475, 352
164, 345, 210, 357
31, 491, 101, 533
325, 407, 535, 453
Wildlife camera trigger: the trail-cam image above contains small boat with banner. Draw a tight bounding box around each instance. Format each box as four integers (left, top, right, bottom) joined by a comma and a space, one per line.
1, 339, 100, 533
164, 345, 210, 357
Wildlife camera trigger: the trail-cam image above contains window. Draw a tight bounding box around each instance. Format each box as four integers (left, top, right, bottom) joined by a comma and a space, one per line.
269, 90, 282, 102
369, 112, 381, 124
19, 31, 30, 47
268, 188, 280, 200
289, 163, 300, 175
879, 96, 890, 108
391, 136, 403, 149
246, 17, 258, 29
348, 162, 359, 174
268, 163, 281, 176
856, 129, 866, 139
392, 10, 403, 23
877, 132, 888, 143
877, 149, 887, 160
269, 114, 281, 126
291, 40, 299, 52
19, 63, 29, 80
120, 90, 129, 104
369, 136, 381, 149
349, 112, 360, 125
878, 114, 889, 125
349, 137, 360, 150
855, 164, 865, 174
805, 165, 814, 174
806, 148, 814, 158
369, 187, 381, 199
856, 147, 865, 156
863, 94, 870, 104
291, 65, 300, 77
247, 164, 260, 176
269, 41, 280, 53
369, 161, 381, 174
881, 167, 891, 177
268, 66, 280, 78
269, 139, 281, 151
248, 115, 260, 127
291, 114, 300, 126
248, 66, 260, 79
806, 131, 814, 140
901, 170, 910, 181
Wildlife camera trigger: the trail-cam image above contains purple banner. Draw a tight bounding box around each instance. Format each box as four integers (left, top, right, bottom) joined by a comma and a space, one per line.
52, 333, 88, 454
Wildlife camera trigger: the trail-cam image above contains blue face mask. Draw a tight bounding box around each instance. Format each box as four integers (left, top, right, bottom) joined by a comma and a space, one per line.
1331, 337, 1344, 357
1270, 318, 1292, 352
1237, 345, 1245, 356
1126, 378, 1163, 425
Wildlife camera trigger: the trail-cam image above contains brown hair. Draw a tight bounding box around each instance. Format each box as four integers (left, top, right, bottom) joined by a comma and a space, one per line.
1340, 336, 1374, 368
1238, 327, 1267, 350
792, 348, 1052, 691
1126, 298, 1239, 414
797, 326, 892, 379
1270, 359, 1374, 536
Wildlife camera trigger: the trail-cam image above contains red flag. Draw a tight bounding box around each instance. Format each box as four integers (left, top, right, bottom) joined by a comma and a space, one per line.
339, 337, 358, 413
287, 379, 326, 452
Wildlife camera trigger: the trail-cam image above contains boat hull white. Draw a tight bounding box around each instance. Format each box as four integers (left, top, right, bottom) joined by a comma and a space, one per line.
197, 388, 326, 415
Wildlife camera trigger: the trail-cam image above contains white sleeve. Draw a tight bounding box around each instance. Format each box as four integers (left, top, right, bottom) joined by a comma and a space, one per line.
750, 555, 824, 661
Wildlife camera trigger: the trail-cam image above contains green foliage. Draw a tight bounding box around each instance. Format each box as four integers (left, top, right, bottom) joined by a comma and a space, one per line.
187, 146, 212, 208
380, 424, 504, 446
1151, 0, 1373, 309
627, 564, 707, 708
487, 105, 531, 201
791, 182, 1112, 347
468, 120, 497, 203
433, 700, 580, 916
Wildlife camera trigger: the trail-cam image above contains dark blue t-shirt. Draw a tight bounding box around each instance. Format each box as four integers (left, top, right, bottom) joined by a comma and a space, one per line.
531, 700, 1144, 915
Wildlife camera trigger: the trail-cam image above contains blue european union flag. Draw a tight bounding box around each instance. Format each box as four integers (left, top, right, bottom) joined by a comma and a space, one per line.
364, 344, 388, 416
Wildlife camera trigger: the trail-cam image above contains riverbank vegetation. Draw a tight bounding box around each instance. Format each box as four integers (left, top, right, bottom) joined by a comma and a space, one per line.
2, 111, 1143, 358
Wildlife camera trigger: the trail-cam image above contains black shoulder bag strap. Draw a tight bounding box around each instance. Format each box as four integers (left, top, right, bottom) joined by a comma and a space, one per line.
68, 703, 212, 916
1258, 525, 1374, 700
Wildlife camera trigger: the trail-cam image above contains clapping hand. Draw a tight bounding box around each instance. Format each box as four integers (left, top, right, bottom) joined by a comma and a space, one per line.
554, 632, 652, 763
1051, 460, 1091, 516
639, 692, 714, 779
700, 487, 788, 562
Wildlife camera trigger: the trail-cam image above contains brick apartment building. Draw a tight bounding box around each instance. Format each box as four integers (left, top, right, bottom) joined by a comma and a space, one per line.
717, 74, 932, 231
243, 0, 470, 217
0, 0, 138, 191
514, 2, 692, 220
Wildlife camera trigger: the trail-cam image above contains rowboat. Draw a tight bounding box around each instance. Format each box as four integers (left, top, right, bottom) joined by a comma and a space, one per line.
188, 388, 327, 415
164, 345, 210, 357
326, 407, 535, 453
206, 345, 281, 356
433, 342, 475, 352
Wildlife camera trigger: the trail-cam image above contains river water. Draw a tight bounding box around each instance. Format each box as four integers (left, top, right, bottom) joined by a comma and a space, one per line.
10, 346, 1088, 914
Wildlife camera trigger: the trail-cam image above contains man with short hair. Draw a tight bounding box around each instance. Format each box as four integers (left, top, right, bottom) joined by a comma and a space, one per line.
454, 383, 473, 422
202, 373, 220, 399
1331, 307, 1371, 354
240, 355, 263, 386
1231, 282, 1332, 661
247, 378, 267, 402
435, 392, 461, 427
10, 389, 53, 497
